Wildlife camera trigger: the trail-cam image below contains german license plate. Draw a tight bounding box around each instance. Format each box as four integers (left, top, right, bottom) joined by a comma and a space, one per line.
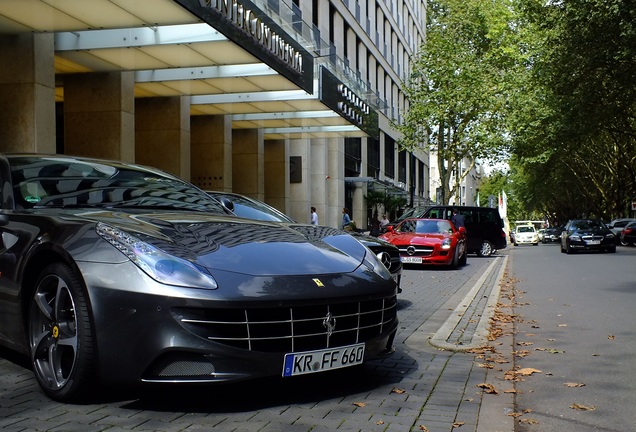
401, 256, 422, 263
282, 343, 365, 377
587, 240, 601, 245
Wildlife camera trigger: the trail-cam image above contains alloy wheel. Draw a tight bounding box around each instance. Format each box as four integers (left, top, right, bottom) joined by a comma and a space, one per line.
29, 273, 79, 392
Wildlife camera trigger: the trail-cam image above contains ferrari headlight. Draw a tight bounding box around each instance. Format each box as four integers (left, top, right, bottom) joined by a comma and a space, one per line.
96, 223, 218, 289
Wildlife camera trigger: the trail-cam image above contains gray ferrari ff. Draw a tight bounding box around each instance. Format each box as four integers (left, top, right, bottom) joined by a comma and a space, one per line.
0, 154, 398, 402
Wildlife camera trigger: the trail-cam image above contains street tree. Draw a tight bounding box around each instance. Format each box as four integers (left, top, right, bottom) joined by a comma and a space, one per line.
511, 0, 636, 219
397, 0, 520, 204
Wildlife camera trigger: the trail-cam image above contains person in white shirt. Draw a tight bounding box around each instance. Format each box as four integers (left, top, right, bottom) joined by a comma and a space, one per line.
380, 214, 390, 230
310, 206, 318, 225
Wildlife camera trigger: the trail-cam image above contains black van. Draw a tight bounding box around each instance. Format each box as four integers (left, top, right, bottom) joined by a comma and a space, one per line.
422, 206, 507, 257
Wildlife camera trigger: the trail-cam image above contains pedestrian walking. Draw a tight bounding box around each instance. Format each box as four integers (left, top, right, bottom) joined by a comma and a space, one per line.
451, 207, 465, 230
370, 211, 380, 236
310, 206, 318, 225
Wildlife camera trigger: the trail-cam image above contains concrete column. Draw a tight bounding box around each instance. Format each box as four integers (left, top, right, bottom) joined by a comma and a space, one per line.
0, 34, 55, 153
64, 72, 134, 162
191, 115, 232, 191
289, 138, 312, 224
332, 8, 345, 58
232, 128, 264, 200
310, 138, 329, 226
264, 139, 290, 216
135, 96, 191, 179
327, 137, 345, 229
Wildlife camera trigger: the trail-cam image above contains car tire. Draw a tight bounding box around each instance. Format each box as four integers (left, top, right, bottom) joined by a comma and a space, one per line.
607, 245, 617, 253
620, 238, 629, 246
28, 263, 96, 402
450, 248, 460, 269
459, 245, 468, 266
477, 240, 493, 257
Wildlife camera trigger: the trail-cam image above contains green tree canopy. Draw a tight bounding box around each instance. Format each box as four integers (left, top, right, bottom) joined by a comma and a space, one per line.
398, 0, 521, 204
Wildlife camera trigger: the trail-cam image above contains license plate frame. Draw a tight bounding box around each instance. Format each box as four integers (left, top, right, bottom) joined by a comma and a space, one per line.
282, 343, 365, 377
401, 256, 422, 264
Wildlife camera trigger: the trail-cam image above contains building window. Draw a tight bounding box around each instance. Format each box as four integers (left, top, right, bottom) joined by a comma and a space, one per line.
398, 149, 406, 184
418, 160, 425, 198
345, 137, 362, 177
384, 135, 395, 179
367, 138, 380, 179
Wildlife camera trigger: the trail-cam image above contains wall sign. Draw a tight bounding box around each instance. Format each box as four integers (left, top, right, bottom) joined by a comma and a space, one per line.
174, 0, 314, 93
319, 67, 379, 138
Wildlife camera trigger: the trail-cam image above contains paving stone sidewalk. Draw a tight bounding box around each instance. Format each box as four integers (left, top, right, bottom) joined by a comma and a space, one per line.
0, 255, 513, 432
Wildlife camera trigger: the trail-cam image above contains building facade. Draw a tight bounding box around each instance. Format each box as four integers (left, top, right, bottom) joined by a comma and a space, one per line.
0, 0, 429, 229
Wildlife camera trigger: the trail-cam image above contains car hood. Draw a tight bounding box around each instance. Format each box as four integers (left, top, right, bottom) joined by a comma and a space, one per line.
380, 232, 449, 245
67, 210, 370, 276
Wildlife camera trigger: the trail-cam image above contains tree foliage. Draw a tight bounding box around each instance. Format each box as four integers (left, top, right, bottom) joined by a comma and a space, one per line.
397, 0, 520, 204
511, 0, 636, 220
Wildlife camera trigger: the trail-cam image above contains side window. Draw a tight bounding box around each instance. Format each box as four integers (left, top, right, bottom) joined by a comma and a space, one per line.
460, 210, 473, 223
400, 220, 416, 233
480, 210, 495, 223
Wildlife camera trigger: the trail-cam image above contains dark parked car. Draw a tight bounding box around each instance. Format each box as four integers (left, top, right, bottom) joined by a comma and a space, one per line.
0, 154, 398, 402
542, 226, 564, 243
421, 206, 507, 257
207, 191, 403, 292
607, 218, 636, 244
620, 221, 636, 246
560, 219, 616, 254
379, 218, 467, 269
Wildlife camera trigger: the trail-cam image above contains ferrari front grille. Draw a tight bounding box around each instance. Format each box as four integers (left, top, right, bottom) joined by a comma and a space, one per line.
174, 297, 398, 353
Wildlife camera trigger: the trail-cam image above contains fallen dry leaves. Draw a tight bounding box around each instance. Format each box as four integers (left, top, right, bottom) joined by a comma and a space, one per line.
477, 383, 499, 394
519, 418, 539, 425
570, 403, 596, 411
564, 382, 585, 388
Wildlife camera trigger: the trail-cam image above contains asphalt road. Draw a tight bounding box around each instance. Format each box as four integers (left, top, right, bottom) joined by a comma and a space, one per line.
506, 242, 636, 431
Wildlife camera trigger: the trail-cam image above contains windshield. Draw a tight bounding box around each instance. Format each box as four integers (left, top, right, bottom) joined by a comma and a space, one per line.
10, 156, 227, 214
570, 220, 607, 230
517, 226, 535, 233
399, 219, 452, 234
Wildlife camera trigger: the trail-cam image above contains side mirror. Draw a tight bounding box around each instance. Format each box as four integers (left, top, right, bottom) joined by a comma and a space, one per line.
387, 225, 395, 232
458, 226, 467, 234
219, 197, 235, 212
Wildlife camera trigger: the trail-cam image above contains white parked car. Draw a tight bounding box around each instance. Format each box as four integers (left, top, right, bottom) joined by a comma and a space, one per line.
513, 225, 539, 246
